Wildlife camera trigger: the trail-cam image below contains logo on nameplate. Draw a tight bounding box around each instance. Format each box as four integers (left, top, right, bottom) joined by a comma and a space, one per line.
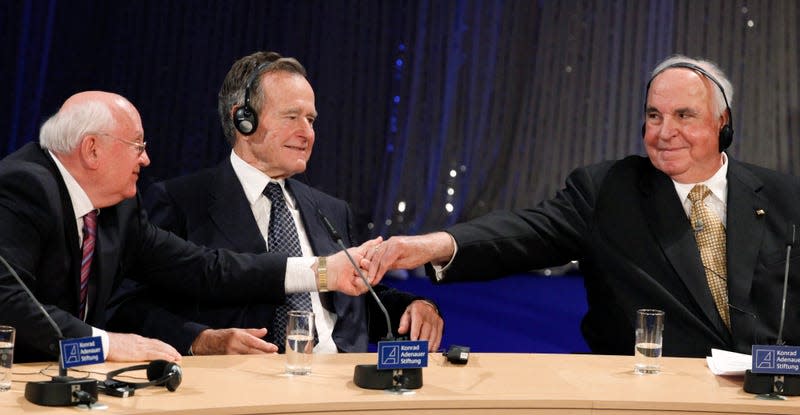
60, 336, 105, 369
377, 340, 428, 370
751, 345, 800, 375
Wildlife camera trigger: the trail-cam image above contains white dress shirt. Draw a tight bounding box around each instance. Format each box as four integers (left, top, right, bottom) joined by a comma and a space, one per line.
673, 152, 729, 226
230, 151, 338, 353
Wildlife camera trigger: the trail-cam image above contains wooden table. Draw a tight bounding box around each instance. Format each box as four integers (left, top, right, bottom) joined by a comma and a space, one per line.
2, 353, 798, 414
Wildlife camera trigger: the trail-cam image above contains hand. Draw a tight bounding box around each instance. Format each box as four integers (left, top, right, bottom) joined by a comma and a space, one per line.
326, 237, 383, 295
190, 328, 278, 355
107, 332, 182, 362
397, 300, 444, 352
364, 232, 455, 284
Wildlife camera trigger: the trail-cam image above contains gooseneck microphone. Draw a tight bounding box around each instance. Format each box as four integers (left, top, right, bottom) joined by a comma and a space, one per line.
316, 209, 394, 341
0, 255, 64, 361
777, 225, 795, 346
0, 254, 98, 406
743, 224, 800, 397
315, 209, 422, 390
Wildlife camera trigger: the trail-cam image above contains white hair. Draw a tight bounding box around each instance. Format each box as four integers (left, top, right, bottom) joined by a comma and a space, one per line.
650, 54, 733, 119
39, 100, 115, 153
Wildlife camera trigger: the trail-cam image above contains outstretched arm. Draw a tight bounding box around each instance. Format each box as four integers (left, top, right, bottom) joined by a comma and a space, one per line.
364, 232, 455, 285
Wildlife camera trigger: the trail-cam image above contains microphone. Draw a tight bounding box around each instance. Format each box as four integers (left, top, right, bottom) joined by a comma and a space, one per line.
743, 224, 800, 397
0, 254, 98, 406
315, 209, 423, 390
776, 224, 795, 346
316, 209, 393, 341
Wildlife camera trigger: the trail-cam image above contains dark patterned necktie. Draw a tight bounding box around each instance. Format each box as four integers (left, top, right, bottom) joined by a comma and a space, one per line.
688, 184, 730, 329
264, 182, 316, 352
79, 210, 97, 321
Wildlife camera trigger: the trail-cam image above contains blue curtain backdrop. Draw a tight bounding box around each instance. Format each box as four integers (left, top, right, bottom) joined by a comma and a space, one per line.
3, 0, 800, 352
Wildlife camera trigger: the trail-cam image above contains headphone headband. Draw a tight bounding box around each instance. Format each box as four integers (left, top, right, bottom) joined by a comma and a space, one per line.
105, 360, 182, 392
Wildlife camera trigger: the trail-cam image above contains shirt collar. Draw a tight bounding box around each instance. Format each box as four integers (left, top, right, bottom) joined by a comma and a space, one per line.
48, 150, 95, 220
229, 151, 295, 208
673, 152, 729, 205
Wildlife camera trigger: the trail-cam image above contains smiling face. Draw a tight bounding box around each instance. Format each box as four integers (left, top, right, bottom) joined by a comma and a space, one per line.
643, 68, 726, 183
234, 71, 317, 179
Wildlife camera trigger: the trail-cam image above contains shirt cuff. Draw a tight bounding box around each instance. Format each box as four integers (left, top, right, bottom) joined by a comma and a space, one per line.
431, 233, 458, 282
285, 256, 317, 293
92, 326, 110, 359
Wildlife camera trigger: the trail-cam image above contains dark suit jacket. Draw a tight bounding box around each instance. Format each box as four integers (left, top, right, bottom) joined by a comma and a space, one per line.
0, 143, 293, 363
441, 155, 800, 357
108, 158, 425, 353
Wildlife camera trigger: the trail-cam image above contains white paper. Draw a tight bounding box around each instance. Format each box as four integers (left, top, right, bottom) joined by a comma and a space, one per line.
706, 348, 751, 376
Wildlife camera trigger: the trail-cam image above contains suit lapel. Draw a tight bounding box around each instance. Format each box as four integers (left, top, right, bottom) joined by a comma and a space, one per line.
286, 179, 339, 255
725, 161, 765, 316
32, 146, 83, 310
638, 166, 728, 335
208, 160, 266, 253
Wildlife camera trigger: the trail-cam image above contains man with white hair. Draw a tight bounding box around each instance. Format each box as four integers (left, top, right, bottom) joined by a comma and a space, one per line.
366, 55, 800, 357
0, 91, 380, 363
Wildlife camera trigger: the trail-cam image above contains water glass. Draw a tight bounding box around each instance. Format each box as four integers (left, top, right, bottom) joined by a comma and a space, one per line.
634, 309, 664, 374
0, 326, 15, 391
285, 310, 314, 375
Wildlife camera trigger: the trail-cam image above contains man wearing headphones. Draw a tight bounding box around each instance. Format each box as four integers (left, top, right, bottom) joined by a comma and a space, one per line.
364, 54, 800, 357
109, 51, 443, 355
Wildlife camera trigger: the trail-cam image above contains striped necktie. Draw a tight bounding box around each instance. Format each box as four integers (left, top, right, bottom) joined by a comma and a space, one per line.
79, 210, 97, 321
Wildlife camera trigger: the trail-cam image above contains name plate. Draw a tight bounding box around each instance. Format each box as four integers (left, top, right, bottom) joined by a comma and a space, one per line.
751, 345, 800, 375
377, 340, 428, 370
60, 336, 105, 369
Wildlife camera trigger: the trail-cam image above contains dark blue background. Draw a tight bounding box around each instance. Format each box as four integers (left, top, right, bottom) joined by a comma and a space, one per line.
383, 273, 590, 353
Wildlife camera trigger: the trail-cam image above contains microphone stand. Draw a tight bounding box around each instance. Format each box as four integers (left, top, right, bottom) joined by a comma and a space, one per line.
0, 254, 98, 406
743, 225, 800, 398
316, 211, 422, 391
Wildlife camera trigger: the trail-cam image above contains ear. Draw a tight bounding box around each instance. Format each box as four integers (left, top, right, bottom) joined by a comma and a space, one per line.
80, 134, 102, 170
719, 108, 731, 128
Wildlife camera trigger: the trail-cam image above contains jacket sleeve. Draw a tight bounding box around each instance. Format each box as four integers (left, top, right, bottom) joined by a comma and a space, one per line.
107, 183, 276, 354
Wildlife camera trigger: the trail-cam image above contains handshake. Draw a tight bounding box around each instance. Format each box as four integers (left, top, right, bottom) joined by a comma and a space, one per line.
325, 232, 456, 296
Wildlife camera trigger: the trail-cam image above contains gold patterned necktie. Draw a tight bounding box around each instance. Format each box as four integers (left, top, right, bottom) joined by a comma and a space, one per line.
687, 184, 730, 329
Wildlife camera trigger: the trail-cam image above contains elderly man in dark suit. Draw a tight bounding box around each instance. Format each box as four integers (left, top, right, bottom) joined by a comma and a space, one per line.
109, 51, 443, 355
365, 54, 800, 358
0, 91, 379, 363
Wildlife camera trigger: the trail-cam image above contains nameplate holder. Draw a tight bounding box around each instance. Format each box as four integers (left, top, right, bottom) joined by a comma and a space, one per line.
60, 336, 105, 369
377, 340, 428, 370
751, 345, 800, 375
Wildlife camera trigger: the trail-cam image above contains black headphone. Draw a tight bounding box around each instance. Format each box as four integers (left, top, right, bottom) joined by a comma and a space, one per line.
643, 61, 734, 152
233, 61, 274, 136
105, 359, 182, 392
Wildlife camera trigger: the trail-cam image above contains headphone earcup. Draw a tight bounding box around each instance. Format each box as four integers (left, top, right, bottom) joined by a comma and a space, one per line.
719, 124, 733, 152
233, 105, 257, 135
146, 359, 182, 392
164, 363, 182, 392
